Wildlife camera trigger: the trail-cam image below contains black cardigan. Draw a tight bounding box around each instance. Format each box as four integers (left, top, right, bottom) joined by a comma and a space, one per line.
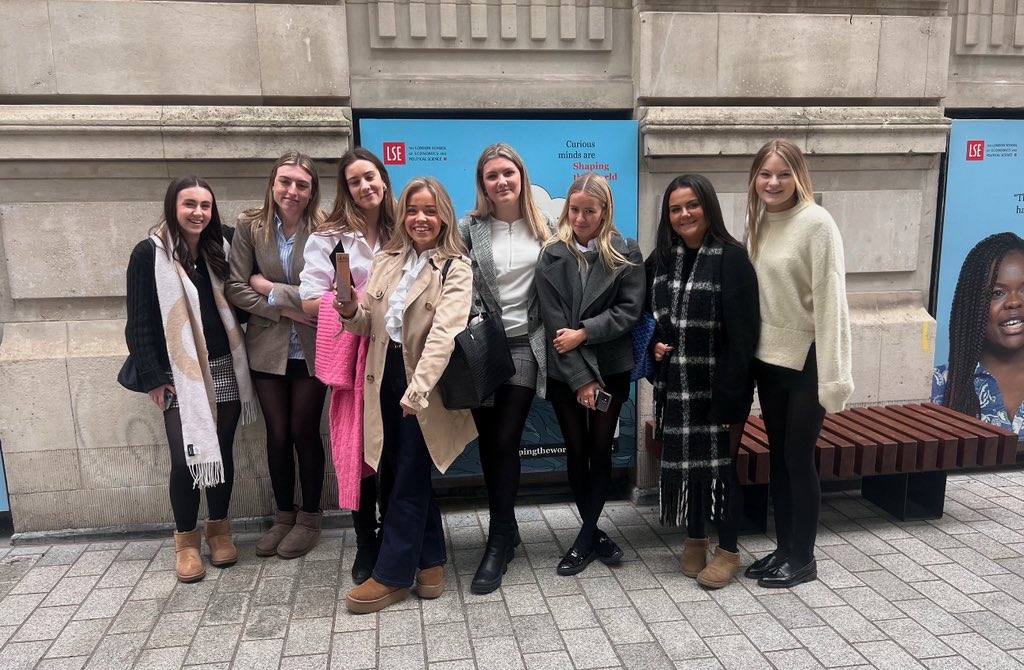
644, 242, 760, 424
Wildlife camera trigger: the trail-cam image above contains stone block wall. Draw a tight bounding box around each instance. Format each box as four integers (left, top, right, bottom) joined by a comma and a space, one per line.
0, 0, 1021, 532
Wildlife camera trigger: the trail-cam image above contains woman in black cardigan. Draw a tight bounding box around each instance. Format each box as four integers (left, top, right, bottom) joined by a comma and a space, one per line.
646, 174, 759, 588
535, 173, 644, 576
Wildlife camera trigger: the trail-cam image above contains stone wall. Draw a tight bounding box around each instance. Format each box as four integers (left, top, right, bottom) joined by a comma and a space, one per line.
0, 0, 1020, 532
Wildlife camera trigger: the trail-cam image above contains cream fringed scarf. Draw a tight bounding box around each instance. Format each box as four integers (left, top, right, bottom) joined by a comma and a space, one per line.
152, 228, 258, 488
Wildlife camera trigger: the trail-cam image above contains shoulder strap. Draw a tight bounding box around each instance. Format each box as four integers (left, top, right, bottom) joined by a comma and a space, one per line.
437, 257, 454, 284
330, 236, 346, 258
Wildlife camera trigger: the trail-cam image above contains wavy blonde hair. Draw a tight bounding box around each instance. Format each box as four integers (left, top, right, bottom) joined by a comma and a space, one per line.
745, 138, 815, 261
385, 177, 467, 258
239, 151, 325, 244
546, 173, 632, 270
469, 143, 550, 241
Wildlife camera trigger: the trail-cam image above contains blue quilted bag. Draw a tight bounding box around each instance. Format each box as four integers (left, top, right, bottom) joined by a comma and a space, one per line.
630, 312, 657, 382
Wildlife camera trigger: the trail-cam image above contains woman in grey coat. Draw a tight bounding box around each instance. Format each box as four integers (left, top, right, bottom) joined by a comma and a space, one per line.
535, 173, 644, 576
459, 144, 556, 594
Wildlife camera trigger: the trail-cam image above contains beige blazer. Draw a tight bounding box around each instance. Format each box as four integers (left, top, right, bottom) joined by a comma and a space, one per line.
226, 216, 317, 375
342, 249, 478, 474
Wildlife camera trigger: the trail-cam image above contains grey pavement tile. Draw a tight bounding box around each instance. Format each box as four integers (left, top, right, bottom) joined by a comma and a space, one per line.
117, 540, 164, 562
292, 586, 336, 620
892, 599, 971, 636
281, 654, 329, 670
763, 649, 826, 670
425, 621, 472, 662
234, 638, 285, 670
201, 591, 250, 626
84, 631, 147, 670
813, 605, 887, 643
96, 560, 149, 589
829, 497, 878, 520
629, 588, 685, 624
244, 604, 291, 640
0, 595, 47, 630
562, 627, 618, 669
539, 506, 580, 530
0, 623, 18, 646
619, 524, 664, 549
146, 610, 203, 649
260, 558, 300, 581
941, 632, 1024, 670
183, 623, 241, 665
305, 536, 345, 562
639, 545, 683, 574
330, 630, 377, 670
977, 505, 1024, 531
299, 560, 341, 588
148, 547, 177, 572
379, 643, 427, 670
503, 554, 540, 587
465, 600, 513, 637
673, 658, 726, 670
596, 606, 653, 644
933, 503, 987, 526
648, 620, 710, 661
130, 571, 178, 601
853, 640, 928, 670
66, 550, 119, 577
533, 569, 582, 599
37, 546, 88, 567
954, 610, 1024, 651
379, 608, 423, 647
509, 613, 564, 654
523, 650, 572, 670
924, 564, 1000, 596
450, 526, 486, 552
253, 576, 298, 607
420, 591, 466, 625
578, 576, 630, 610
615, 641, 673, 670
789, 580, 845, 608
605, 503, 648, 527
334, 608, 379, 633
501, 583, 548, 617
8, 546, 49, 556
0, 580, 17, 600
946, 487, 999, 510
961, 532, 1024, 560
876, 618, 955, 659
610, 559, 662, 591
886, 539, 953, 568
2, 639, 55, 670
179, 663, 230, 670
707, 584, 766, 616
820, 544, 883, 572
655, 572, 712, 604
921, 657, 981, 670
473, 635, 524, 670
834, 586, 904, 621
855, 570, 922, 602
133, 645, 188, 670
904, 523, 967, 551
836, 530, 897, 557
966, 520, 1024, 546
12, 604, 78, 642
546, 594, 599, 630
791, 626, 867, 667
86, 542, 127, 552
45, 618, 111, 658
704, 633, 772, 670
996, 556, 1024, 578
73, 586, 132, 620
678, 600, 740, 637
516, 520, 556, 545
444, 511, 481, 529
215, 565, 260, 592
857, 520, 914, 541
757, 593, 824, 629
163, 581, 216, 614
36, 657, 88, 670
0, 555, 40, 583
983, 573, 1024, 603
11, 565, 70, 594
731, 613, 800, 652
911, 580, 987, 613
970, 590, 1024, 626
108, 598, 162, 635
815, 558, 866, 589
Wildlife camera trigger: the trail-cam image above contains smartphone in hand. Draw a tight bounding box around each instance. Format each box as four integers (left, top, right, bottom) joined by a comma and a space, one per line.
594, 389, 612, 412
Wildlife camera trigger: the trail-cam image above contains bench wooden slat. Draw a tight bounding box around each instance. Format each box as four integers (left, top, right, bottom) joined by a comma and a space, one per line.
921, 403, 1018, 466
740, 433, 771, 484
820, 423, 878, 476
840, 410, 918, 473
829, 413, 900, 474
899, 405, 982, 467
886, 405, 967, 469
851, 407, 938, 471
916, 404, 999, 466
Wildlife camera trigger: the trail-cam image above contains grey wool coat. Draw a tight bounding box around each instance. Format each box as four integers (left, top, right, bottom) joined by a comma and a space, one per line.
457, 213, 557, 399
534, 234, 645, 391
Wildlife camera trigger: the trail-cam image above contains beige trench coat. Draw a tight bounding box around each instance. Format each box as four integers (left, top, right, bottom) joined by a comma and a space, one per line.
341, 248, 478, 474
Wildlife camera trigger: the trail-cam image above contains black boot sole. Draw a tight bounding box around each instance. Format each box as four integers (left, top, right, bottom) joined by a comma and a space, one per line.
470, 544, 516, 595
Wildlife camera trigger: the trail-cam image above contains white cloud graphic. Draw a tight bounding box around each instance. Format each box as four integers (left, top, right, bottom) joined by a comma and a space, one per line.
532, 184, 564, 222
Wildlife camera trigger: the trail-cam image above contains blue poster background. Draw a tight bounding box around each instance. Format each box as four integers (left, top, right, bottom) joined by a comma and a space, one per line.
359, 119, 640, 477
933, 119, 1024, 442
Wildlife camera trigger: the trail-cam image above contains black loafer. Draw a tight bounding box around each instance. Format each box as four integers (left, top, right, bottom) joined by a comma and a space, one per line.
757, 559, 817, 589
595, 533, 623, 566
744, 551, 785, 580
556, 547, 596, 576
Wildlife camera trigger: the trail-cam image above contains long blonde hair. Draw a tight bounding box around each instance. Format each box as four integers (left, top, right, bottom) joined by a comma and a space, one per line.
470, 143, 550, 241
384, 178, 468, 258
546, 173, 632, 270
239, 151, 324, 244
317, 148, 397, 243
745, 139, 815, 261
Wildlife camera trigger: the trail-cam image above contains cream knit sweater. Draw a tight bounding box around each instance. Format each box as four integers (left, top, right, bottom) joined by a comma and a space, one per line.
752, 200, 853, 413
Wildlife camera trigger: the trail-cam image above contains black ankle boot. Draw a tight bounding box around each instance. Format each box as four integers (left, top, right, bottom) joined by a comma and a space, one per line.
350, 508, 379, 585
471, 521, 518, 595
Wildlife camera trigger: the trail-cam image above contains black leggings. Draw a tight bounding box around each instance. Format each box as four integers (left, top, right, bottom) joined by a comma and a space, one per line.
759, 385, 826, 565
552, 398, 623, 552
254, 366, 328, 513
685, 465, 742, 553
472, 384, 535, 526
165, 401, 241, 532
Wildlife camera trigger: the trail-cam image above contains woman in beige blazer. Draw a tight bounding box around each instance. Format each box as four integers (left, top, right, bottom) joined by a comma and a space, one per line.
226, 151, 328, 559
336, 177, 476, 614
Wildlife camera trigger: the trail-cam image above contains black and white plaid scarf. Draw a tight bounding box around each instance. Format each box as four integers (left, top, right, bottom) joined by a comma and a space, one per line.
651, 238, 732, 526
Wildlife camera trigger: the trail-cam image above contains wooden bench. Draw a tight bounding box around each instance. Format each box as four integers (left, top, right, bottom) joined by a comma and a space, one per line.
644, 403, 1019, 530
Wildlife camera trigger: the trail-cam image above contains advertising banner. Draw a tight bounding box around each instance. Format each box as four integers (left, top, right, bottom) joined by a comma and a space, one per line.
360, 119, 640, 476
933, 120, 1024, 444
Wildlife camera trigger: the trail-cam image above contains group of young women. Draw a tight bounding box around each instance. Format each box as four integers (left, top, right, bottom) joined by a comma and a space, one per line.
124, 137, 853, 611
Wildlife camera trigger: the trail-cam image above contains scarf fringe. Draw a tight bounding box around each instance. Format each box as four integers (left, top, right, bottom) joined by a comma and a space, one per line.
190, 460, 225, 489
659, 472, 732, 528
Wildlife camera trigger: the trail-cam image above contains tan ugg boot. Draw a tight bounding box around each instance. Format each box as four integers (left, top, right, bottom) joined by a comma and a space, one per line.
205, 518, 238, 567
697, 546, 740, 589
174, 529, 206, 583
256, 509, 297, 557
680, 537, 709, 578
346, 578, 409, 614
277, 510, 322, 559
416, 566, 444, 599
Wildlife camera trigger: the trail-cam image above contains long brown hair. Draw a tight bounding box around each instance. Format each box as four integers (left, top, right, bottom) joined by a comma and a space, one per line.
385, 178, 467, 258
151, 175, 229, 280
745, 139, 815, 261
239, 151, 325, 244
469, 143, 550, 241
318, 148, 397, 243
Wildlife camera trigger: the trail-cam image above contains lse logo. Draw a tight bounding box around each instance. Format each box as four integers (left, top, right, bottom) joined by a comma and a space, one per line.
967, 141, 985, 161
383, 143, 406, 165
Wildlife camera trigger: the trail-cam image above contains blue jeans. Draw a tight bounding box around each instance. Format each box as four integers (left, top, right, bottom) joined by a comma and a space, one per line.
371, 346, 446, 588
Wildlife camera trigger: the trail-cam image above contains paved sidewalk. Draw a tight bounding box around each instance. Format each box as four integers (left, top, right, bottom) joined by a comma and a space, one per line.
3, 471, 1024, 669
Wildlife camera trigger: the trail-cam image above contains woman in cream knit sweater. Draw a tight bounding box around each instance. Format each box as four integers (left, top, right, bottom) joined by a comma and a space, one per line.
743, 139, 853, 589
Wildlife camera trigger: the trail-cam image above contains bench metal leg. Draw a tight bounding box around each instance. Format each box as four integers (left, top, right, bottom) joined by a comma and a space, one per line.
739, 484, 769, 535
861, 471, 947, 521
